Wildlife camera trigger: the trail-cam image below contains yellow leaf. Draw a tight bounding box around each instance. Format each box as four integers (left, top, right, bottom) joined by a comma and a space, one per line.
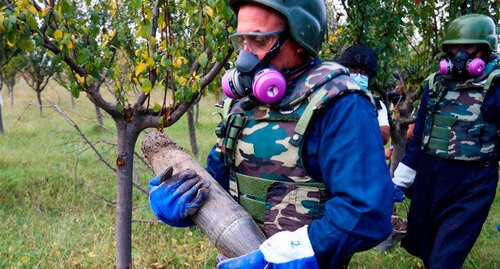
179, 76, 188, 86
28, 5, 38, 14
149, 36, 157, 47
135, 61, 148, 76
173, 58, 183, 68
103, 33, 109, 40
205, 6, 214, 18
75, 74, 85, 85
54, 29, 63, 41
42, 7, 50, 17
146, 57, 155, 68
67, 41, 74, 49
7, 39, 15, 47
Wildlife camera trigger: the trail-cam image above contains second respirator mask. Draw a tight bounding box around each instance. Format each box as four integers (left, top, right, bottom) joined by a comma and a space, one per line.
439, 48, 485, 78
221, 51, 286, 104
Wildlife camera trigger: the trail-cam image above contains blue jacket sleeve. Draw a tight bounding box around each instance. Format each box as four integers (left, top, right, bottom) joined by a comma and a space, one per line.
205, 144, 230, 191
304, 93, 393, 268
481, 83, 500, 126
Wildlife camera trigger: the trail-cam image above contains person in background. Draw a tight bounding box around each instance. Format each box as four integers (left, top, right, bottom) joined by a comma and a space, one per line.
148, 0, 393, 268
392, 14, 500, 268
339, 44, 391, 145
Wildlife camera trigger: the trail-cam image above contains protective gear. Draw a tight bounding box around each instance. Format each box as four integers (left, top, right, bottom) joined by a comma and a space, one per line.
422, 63, 500, 161
218, 61, 367, 236
217, 226, 319, 269
339, 44, 379, 77
229, 29, 285, 56
229, 0, 327, 56
222, 67, 286, 105
149, 169, 210, 227
393, 183, 406, 203
222, 47, 287, 104
439, 48, 485, 78
350, 73, 369, 91
442, 14, 497, 52
392, 162, 417, 189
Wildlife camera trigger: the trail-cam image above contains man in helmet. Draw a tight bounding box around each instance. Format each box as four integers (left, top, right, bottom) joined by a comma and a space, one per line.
339, 44, 391, 145
149, 1, 393, 268
392, 14, 500, 268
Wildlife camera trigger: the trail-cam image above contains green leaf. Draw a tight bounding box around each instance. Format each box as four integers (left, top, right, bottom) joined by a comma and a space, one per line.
117, 103, 123, 113
141, 79, 152, 94
152, 103, 161, 113
198, 52, 208, 67
70, 82, 80, 98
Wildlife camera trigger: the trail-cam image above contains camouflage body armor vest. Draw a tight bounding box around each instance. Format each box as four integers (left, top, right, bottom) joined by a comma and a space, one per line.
216, 61, 365, 237
422, 59, 500, 161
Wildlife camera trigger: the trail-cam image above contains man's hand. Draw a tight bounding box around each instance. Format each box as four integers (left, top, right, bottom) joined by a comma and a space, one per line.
217, 226, 319, 269
149, 168, 210, 227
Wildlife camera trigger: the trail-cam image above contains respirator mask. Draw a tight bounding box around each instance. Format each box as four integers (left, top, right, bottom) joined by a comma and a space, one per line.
439, 47, 485, 78
221, 29, 288, 104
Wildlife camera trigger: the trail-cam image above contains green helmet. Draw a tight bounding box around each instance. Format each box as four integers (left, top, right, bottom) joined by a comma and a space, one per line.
442, 14, 498, 52
229, 0, 327, 57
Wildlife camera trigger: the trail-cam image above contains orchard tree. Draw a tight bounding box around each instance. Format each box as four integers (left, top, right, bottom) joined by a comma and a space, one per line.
1, 0, 233, 267
20, 47, 61, 116
0, 51, 28, 134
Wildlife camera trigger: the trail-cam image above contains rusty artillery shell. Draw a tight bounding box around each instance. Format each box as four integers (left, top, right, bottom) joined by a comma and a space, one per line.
141, 131, 266, 257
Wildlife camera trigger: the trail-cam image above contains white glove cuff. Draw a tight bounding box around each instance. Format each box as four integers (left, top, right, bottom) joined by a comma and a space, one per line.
392, 162, 417, 188
259, 225, 315, 263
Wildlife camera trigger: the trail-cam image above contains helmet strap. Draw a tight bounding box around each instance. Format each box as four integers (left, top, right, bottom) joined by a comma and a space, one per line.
261, 29, 290, 66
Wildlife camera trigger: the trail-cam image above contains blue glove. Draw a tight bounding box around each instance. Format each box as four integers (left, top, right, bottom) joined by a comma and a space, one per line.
149, 168, 211, 227
393, 183, 406, 202
217, 226, 319, 269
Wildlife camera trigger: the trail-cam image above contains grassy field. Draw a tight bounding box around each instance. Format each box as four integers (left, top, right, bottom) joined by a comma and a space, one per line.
0, 80, 499, 268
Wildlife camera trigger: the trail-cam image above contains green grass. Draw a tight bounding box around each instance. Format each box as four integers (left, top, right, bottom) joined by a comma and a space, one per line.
0, 80, 499, 268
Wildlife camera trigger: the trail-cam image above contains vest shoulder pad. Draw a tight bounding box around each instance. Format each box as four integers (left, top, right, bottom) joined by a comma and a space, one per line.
280, 61, 361, 108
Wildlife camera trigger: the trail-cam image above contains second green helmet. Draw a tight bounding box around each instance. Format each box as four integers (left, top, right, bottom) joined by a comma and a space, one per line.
442, 13, 498, 52
229, 0, 327, 57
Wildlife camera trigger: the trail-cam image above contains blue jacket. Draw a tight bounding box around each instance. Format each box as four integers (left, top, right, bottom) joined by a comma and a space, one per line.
207, 92, 393, 268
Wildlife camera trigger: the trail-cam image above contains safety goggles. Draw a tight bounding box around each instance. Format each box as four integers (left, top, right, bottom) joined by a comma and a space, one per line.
229, 29, 286, 56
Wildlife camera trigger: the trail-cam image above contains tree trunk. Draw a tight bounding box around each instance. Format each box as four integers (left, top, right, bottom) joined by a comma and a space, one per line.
69, 90, 75, 107
141, 131, 266, 258
0, 103, 4, 134
95, 104, 104, 129
9, 83, 14, 107
389, 126, 409, 176
187, 107, 198, 155
195, 102, 199, 123
115, 121, 139, 269
36, 90, 43, 116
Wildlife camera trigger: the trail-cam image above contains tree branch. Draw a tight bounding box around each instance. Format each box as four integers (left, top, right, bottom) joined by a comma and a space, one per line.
53, 103, 117, 173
